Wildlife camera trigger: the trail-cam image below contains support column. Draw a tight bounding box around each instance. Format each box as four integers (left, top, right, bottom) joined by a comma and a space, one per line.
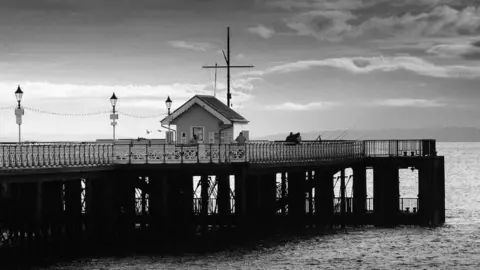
418, 157, 445, 226
41, 181, 64, 245
281, 172, 287, 216
258, 173, 277, 231
352, 166, 367, 224
117, 174, 135, 246
148, 175, 163, 239
340, 169, 346, 227
199, 174, 210, 236
64, 179, 82, 244
373, 163, 399, 227
234, 166, 248, 236
288, 170, 306, 229
307, 170, 314, 226
179, 174, 194, 242
217, 173, 231, 228
245, 174, 260, 234
21, 183, 38, 253
315, 169, 334, 228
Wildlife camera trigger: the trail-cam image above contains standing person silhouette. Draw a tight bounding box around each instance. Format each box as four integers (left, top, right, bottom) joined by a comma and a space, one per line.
235, 132, 246, 145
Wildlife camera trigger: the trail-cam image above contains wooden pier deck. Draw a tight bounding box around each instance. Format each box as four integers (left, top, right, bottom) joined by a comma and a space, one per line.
0, 139, 444, 260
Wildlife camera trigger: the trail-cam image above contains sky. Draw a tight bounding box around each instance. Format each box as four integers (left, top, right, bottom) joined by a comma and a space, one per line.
1, 0, 480, 141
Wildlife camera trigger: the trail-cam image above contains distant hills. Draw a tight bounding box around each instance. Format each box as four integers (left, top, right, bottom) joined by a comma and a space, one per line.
253, 127, 480, 142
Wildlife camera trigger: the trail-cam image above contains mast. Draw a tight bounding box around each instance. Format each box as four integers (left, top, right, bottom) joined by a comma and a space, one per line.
227, 27, 231, 107
203, 26, 254, 107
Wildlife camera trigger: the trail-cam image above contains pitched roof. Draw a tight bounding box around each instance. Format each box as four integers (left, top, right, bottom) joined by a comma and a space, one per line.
160, 95, 249, 125
196, 95, 248, 123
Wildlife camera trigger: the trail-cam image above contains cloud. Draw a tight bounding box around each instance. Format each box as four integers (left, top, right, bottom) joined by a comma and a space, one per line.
286, 10, 355, 42
167, 40, 213, 52
285, 5, 480, 42
239, 56, 480, 79
265, 101, 338, 111
268, 0, 364, 11
247, 24, 275, 39
0, 81, 254, 110
427, 40, 480, 60
371, 98, 445, 108
356, 6, 480, 38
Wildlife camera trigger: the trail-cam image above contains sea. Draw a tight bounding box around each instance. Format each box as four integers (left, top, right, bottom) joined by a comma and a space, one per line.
43, 142, 480, 269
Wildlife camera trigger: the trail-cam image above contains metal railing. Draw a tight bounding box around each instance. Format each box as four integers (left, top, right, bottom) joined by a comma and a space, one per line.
364, 140, 436, 157
333, 197, 418, 213
0, 142, 113, 168
0, 139, 436, 169
192, 198, 235, 215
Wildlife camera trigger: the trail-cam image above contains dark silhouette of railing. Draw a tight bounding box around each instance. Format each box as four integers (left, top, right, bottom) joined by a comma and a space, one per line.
333, 197, 418, 213
0, 140, 436, 169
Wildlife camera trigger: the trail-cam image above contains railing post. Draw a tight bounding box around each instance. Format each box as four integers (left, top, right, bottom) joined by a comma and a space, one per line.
145, 144, 149, 164
163, 144, 166, 164
0, 144, 3, 167
128, 143, 132, 164
181, 144, 184, 164
210, 144, 213, 163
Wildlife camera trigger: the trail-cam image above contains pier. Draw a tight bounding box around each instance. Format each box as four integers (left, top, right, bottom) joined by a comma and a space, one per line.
0, 138, 445, 258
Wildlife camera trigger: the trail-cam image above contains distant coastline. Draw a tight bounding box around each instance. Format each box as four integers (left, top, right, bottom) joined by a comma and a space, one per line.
253, 127, 480, 142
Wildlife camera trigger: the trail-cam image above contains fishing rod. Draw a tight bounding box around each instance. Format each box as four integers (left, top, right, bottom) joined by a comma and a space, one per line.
335, 124, 358, 141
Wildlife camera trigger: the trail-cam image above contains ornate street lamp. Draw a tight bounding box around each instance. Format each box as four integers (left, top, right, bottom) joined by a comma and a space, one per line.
165, 96, 172, 116
14, 86, 24, 143
165, 96, 173, 143
110, 93, 118, 141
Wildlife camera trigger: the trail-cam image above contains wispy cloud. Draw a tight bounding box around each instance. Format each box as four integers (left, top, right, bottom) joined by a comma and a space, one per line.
268, 0, 365, 11
284, 5, 480, 42
239, 56, 480, 79
265, 101, 338, 111
286, 10, 354, 42
167, 40, 213, 52
427, 40, 480, 60
247, 24, 276, 39
371, 98, 445, 108
0, 81, 253, 109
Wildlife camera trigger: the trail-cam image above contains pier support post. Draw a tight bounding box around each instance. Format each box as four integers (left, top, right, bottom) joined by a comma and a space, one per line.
85, 176, 120, 246
64, 179, 82, 245
217, 173, 231, 230
352, 166, 367, 224
373, 163, 399, 227
117, 174, 135, 246
315, 170, 334, 228
199, 174, 210, 236
41, 181, 64, 246
288, 170, 306, 229
148, 175, 163, 239
281, 172, 287, 216
418, 157, 445, 226
307, 170, 314, 226
235, 166, 248, 236
340, 169, 346, 227
258, 173, 277, 231
245, 174, 260, 235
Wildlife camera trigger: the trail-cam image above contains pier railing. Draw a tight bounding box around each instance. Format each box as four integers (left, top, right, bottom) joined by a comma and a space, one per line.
0, 139, 436, 169
0, 142, 113, 168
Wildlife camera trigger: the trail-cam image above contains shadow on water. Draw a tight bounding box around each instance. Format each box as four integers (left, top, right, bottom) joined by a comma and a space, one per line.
0, 226, 356, 269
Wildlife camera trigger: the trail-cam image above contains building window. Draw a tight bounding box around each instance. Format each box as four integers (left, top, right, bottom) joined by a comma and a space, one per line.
191, 126, 205, 143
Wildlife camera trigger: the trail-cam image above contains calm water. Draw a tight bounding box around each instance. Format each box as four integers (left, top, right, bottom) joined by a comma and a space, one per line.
46, 142, 480, 269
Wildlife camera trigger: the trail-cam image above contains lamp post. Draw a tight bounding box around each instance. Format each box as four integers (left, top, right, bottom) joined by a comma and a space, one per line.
14, 86, 24, 143
110, 93, 118, 141
165, 96, 172, 143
